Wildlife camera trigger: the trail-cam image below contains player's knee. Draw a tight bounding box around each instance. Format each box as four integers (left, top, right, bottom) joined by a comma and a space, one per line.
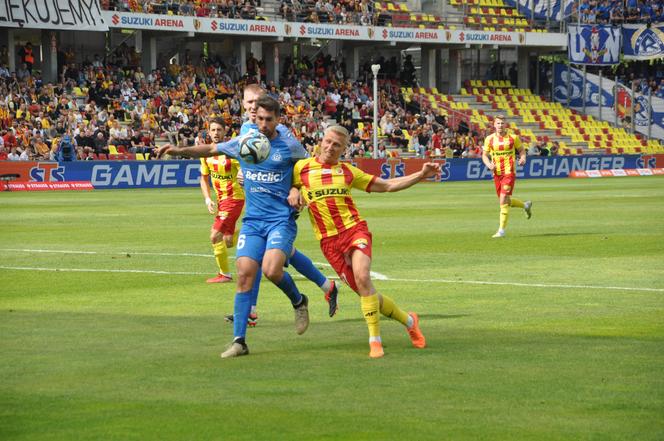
262, 265, 283, 283
236, 268, 254, 291
210, 231, 223, 243
223, 235, 234, 248
353, 271, 372, 293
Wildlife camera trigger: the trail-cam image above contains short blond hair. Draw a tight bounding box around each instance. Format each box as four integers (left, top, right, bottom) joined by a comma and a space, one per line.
324, 125, 350, 146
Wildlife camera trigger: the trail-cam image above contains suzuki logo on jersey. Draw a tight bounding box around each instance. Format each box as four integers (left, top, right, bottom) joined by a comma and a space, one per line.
244, 170, 283, 183
636, 155, 657, 169
30, 163, 65, 182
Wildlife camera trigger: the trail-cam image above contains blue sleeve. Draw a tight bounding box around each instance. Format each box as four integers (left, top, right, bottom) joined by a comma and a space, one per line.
286, 136, 309, 161
276, 124, 291, 138
215, 138, 240, 159
240, 121, 257, 135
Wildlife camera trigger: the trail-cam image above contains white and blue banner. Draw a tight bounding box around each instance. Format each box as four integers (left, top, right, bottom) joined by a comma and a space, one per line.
552, 63, 614, 108
631, 93, 664, 139
503, 0, 575, 21
553, 63, 664, 140
568, 25, 621, 65
622, 24, 664, 60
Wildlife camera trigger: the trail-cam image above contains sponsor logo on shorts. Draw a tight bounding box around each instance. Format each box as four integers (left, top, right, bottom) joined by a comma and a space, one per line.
352, 238, 368, 249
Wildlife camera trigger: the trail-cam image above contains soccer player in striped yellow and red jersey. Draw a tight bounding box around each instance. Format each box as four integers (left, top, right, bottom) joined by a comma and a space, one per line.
200, 117, 244, 283
290, 125, 440, 358
481, 115, 532, 238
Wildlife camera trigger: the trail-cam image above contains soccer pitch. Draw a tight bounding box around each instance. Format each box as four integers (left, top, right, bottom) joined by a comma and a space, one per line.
1, 177, 663, 440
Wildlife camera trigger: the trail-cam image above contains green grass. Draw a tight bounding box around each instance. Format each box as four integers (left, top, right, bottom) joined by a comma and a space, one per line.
1, 177, 663, 440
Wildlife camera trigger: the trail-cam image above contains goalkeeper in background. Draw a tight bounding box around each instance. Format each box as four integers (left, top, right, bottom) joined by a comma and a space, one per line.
481, 115, 532, 238
290, 125, 439, 358
199, 117, 244, 284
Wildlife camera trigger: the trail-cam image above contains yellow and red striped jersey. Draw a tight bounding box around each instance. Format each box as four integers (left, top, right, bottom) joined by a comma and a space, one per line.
200, 156, 244, 202
483, 133, 522, 176
293, 158, 377, 240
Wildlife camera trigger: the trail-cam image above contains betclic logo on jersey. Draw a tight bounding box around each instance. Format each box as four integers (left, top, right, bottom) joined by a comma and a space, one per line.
244, 170, 283, 183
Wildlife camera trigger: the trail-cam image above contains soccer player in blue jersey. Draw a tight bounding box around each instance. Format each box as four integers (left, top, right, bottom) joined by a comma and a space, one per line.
156, 96, 319, 358
225, 84, 338, 327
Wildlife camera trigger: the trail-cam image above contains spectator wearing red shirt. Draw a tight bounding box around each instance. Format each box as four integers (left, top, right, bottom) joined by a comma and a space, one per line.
3, 129, 17, 148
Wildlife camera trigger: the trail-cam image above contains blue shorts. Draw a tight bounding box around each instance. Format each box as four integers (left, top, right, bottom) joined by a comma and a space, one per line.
235, 218, 297, 264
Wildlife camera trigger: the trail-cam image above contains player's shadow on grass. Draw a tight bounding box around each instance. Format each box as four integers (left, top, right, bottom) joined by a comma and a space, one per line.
329, 313, 468, 324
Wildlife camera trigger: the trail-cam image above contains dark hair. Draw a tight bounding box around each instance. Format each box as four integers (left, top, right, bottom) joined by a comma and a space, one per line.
255, 95, 281, 116
208, 116, 225, 127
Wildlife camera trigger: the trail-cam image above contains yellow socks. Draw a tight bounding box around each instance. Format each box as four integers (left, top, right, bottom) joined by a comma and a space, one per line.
360, 294, 381, 341
510, 198, 525, 208
499, 204, 510, 231
379, 294, 409, 326
212, 241, 230, 275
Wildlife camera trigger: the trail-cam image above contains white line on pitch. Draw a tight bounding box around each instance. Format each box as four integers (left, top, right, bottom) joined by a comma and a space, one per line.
0, 248, 212, 258
0, 265, 660, 293
0, 266, 210, 275
383, 277, 664, 293
0, 248, 389, 280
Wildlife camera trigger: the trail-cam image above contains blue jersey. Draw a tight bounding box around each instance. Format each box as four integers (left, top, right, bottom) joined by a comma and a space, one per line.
216, 126, 308, 223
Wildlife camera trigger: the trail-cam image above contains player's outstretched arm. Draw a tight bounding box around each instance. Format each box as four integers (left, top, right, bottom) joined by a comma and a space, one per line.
155, 143, 219, 159
370, 162, 441, 193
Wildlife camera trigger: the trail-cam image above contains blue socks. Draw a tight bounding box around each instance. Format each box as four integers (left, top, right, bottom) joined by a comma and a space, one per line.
233, 290, 252, 339
276, 271, 303, 306
290, 249, 326, 287
249, 271, 261, 310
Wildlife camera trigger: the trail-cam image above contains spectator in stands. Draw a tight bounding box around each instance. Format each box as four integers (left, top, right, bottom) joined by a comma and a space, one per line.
93, 131, 110, 155
178, 122, 195, 146
18, 42, 35, 73
7, 146, 21, 161
32, 135, 51, 159
527, 142, 540, 156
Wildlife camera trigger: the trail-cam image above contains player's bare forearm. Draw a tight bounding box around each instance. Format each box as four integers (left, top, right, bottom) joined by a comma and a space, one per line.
288, 187, 305, 210
481, 152, 495, 171
200, 177, 216, 214
155, 143, 218, 159
517, 148, 526, 166
373, 162, 441, 193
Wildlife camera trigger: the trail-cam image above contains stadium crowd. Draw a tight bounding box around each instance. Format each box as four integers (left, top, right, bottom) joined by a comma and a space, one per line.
0, 41, 481, 162
104, 0, 262, 20
573, 0, 664, 24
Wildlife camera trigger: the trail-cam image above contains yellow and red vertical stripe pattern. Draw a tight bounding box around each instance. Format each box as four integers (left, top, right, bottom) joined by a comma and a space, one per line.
293, 158, 376, 241
200, 156, 244, 202
483, 133, 522, 176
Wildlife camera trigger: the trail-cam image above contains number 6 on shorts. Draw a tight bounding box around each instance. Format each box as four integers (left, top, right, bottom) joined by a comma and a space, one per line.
237, 234, 246, 250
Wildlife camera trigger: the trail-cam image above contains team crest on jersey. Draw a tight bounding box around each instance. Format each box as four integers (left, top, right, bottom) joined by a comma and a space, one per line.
335, 167, 343, 175
352, 238, 368, 249
271, 152, 282, 161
